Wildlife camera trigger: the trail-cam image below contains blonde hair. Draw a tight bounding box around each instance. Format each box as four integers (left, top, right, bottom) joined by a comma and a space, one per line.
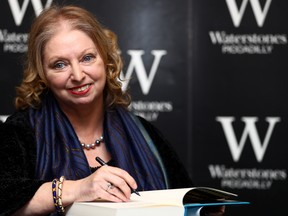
15, 5, 130, 110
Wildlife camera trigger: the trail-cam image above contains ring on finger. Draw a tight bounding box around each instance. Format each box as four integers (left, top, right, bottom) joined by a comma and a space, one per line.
106, 182, 114, 192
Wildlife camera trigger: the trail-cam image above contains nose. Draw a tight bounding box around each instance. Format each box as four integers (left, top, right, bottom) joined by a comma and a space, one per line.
70, 63, 85, 81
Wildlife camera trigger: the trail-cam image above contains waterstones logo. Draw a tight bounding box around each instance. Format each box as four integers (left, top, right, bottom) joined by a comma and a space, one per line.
121, 50, 167, 95
225, 0, 272, 27
120, 50, 172, 122
0, 29, 28, 53
216, 116, 280, 162
212, 116, 285, 190
1, 0, 53, 53
209, 0, 288, 54
129, 100, 173, 121
209, 31, 288, 54
208, 164, 287, 190
8, 0, 53, 26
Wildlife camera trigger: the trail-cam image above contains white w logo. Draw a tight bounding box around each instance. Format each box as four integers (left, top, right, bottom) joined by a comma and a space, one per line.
8, 0, 53, 26
121, 50, 167, 95
216, 116, 280, 162
225, 0, 272, 27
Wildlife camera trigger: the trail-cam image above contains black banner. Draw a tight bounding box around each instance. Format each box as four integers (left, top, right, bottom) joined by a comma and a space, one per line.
190, 0, 288, 215
1, 1, 287, 215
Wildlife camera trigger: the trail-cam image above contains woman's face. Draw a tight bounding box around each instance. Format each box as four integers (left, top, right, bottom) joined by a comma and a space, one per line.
43, 23, 106, 110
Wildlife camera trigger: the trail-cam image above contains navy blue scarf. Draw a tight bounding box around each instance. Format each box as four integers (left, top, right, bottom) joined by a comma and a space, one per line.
29, 93, 168, 190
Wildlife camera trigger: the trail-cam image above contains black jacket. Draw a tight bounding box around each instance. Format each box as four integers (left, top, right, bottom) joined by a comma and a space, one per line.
0, 110, 193, 215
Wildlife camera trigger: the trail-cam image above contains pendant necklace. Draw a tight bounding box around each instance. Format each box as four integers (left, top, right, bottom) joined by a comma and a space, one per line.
80, 135, 104, 150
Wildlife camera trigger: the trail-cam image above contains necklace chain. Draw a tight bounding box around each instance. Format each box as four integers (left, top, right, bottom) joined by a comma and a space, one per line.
80, 135, 104, 150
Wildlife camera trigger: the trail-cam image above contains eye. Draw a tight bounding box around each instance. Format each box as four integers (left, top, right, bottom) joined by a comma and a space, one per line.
82, 54, 95, 63
53, 61, 66, 70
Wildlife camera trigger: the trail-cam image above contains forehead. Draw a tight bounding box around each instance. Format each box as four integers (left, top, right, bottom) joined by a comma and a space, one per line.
45, 20, 94, 46
43, 24, 96, 57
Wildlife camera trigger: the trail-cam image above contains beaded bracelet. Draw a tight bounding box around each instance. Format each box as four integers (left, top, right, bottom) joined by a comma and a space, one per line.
57, 176, 65, 214
51, 176, 65, 215
52, 178, 58, 210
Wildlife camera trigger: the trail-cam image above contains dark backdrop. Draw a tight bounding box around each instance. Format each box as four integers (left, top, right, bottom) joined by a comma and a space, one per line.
1, 0, 287, 215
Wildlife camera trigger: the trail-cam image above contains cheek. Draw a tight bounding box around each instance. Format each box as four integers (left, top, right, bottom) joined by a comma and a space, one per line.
45, 73, 68, 89
88, 66, 107, 82
99, 70, 107, 87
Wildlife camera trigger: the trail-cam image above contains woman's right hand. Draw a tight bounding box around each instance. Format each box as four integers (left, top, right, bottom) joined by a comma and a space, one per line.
67, 165, 138, 204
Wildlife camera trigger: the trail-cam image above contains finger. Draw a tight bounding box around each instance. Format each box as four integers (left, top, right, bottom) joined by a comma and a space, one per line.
104, 175, 133, 199
97, 166, 137, 197
100, 166, 137, 189
107, 167, 138, 190
106, 182, 114, 191
105, 183, 129, 201
102, 182, 129, 202
114, 168, 138, 190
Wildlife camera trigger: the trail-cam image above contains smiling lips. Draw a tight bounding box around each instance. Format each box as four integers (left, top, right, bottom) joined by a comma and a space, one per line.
69, 84, 92, 95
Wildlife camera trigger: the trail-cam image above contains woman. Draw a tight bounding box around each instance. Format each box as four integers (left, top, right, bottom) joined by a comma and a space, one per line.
0, 5, 193, 215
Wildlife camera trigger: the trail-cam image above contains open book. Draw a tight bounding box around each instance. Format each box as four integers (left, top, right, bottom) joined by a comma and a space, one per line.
66, 187, 249, 216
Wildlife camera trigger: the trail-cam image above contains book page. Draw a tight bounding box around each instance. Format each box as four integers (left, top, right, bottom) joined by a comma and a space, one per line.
74, 188, 193, 209
131, 188, 193, 206
73, 187, 238, 209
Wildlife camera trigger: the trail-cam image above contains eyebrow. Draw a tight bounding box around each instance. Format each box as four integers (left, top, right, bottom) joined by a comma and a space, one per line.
45, 47, 98, 64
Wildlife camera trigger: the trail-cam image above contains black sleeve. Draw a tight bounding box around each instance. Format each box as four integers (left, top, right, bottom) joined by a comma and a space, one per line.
137, 117, 194, 189
0, 121, 45, 215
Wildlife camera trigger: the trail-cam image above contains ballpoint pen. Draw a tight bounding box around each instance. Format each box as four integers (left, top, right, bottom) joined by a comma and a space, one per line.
95, 156, 140, 196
